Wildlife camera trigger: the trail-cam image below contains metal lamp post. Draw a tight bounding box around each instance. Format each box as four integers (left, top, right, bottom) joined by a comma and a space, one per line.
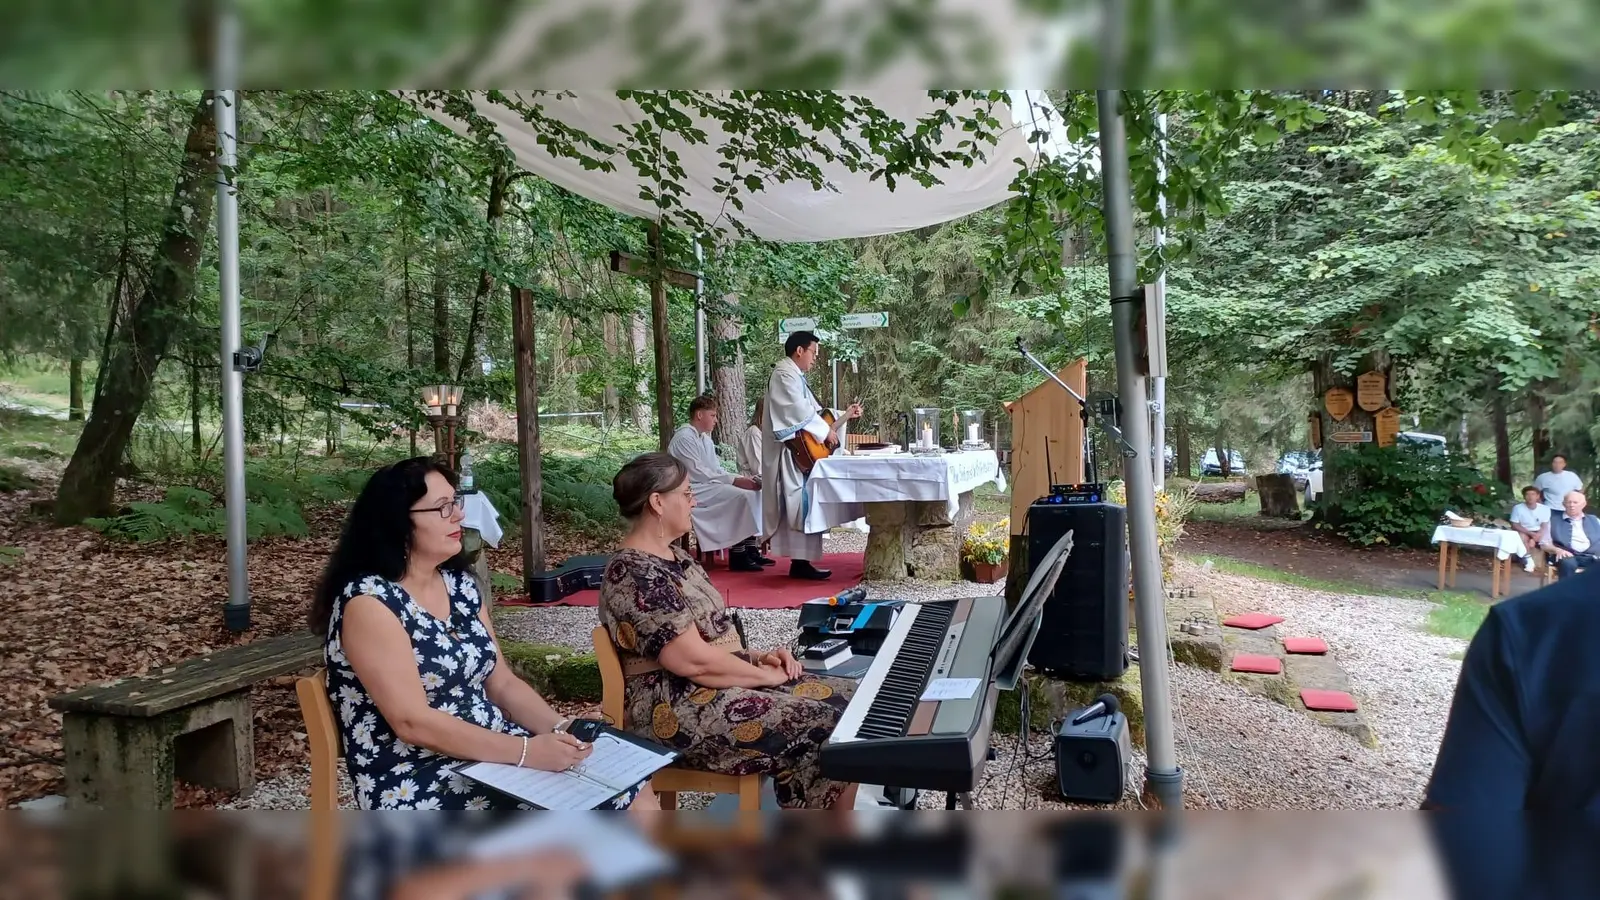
423, 383, 465, 470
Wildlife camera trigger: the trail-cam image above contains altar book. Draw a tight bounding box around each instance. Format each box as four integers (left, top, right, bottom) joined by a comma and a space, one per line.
454, 729, 677, 810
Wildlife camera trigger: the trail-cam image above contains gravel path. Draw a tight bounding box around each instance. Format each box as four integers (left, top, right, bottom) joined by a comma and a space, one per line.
227, 558, 1467, 810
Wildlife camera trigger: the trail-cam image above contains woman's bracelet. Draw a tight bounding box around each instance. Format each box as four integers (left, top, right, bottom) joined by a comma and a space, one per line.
516, 735, 529, 768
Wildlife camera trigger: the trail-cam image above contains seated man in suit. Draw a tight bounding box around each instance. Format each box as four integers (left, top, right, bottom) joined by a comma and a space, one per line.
1540, 490, 1600, 580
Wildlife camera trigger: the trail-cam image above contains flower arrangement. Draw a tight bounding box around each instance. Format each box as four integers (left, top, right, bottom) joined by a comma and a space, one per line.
962, 518, 1010, 565
1105, 481, 1198, 575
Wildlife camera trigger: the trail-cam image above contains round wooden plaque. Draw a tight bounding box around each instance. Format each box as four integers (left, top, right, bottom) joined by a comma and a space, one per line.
1324, 388, 1354, 421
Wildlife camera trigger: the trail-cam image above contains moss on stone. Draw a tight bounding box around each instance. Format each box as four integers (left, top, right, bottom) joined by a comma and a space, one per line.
994, 665, 1145, 747
500, 641, 602, 701
993, 675, 1052, 734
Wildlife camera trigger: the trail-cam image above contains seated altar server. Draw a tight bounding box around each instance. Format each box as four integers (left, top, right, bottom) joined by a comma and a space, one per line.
669, 394, 769, 571
760, 331, 861, 581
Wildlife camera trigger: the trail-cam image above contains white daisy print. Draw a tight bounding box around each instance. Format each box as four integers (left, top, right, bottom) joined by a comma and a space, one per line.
395, 780, 419, 802
465, 796, 490, 810
390, 761, 414, 776
421, 671, 445, 691
412, 797, 442, 810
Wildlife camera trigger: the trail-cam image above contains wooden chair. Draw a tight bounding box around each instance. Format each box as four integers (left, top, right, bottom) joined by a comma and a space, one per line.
294, 671, 343, 812
591, 625, 763, 810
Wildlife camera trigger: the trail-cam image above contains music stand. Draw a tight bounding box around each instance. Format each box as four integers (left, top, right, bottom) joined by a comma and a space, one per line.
989, 530, 1074, 691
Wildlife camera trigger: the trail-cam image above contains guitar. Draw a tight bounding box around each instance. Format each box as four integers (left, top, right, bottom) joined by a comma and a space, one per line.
785, 400, 858, 475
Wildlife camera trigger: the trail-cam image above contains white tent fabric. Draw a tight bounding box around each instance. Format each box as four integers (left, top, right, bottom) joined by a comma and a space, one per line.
415, 90, 1071, 243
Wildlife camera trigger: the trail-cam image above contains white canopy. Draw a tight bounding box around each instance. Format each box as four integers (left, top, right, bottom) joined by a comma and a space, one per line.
416, 90, 1071, 243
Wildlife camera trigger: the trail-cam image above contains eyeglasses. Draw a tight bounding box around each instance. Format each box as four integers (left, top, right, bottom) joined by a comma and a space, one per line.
410, 495, 466, 519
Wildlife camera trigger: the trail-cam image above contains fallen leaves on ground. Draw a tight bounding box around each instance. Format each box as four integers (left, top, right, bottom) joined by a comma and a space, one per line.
0, 477, 608, 807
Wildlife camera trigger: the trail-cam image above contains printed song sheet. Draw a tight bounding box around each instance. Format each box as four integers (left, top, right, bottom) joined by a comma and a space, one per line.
455, 733, 675, 810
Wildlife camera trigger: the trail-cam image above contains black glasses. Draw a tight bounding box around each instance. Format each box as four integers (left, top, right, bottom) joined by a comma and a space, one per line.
410, 495, 466, 519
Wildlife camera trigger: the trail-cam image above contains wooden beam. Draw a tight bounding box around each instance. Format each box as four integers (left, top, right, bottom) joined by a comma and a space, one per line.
648, 224, 674, 450
511, 286, 545, 574
611, 249, 698, 291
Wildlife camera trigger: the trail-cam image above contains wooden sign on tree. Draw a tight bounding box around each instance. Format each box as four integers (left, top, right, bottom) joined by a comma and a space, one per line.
1375, 407, 1402, 448
1309, 412, 1323, 449
1324, 388, 1354, 421
1356, 371, 1388, 412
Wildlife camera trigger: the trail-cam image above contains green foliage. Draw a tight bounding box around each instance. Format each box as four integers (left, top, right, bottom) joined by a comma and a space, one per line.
0, 545, 23, 567
1426, 592, 1490, 641
1319, 445, 1506, 547
472, 442, 632, 538
84, 485, 310, 543
0, 463, 37, 493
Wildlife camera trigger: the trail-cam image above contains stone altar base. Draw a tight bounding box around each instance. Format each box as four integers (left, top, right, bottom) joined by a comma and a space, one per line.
862, 491, 978, 581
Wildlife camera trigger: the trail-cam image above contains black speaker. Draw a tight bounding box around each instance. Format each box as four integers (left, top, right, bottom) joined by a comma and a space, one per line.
1055, 710, 1131, 804
1025, 501, 1129, 680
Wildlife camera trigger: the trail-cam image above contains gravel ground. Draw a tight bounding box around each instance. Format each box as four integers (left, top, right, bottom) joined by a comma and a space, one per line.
227, 556, 1467, 810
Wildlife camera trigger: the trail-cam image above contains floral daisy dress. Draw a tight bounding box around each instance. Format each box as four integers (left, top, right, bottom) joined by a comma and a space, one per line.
324, 568, 639, 810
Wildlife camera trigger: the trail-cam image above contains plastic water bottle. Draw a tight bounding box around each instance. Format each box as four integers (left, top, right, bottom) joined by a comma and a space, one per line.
459, 447, 475, 493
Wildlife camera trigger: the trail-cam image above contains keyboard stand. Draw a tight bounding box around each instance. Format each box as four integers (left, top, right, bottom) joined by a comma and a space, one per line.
944, 792, 972, 810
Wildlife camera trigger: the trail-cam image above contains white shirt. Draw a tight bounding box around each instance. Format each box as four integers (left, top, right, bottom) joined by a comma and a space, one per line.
1534, 470, 1583, 509
1565, 515, 1592, 554
1510, 502, 1551, 533
736, 424, 763, 478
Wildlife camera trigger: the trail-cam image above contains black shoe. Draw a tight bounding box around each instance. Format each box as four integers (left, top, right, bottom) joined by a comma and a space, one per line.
789, 559, 832, 580
729, 548, 764, 572
754, 553, 776, 566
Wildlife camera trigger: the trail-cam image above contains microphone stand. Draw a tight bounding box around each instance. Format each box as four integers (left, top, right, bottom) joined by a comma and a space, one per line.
1015, 337, 1136, 458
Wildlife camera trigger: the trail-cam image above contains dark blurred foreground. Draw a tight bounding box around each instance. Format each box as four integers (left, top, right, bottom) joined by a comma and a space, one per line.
7, 809, 1595, 900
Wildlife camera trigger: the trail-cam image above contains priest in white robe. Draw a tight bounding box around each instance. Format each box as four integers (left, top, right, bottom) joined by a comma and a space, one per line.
668, 394, 770, 571
760, 331, 862, 580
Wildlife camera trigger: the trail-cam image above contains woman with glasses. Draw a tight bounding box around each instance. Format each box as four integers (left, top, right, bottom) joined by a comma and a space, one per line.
598, 452, 860, 809
308, 456, 658, 812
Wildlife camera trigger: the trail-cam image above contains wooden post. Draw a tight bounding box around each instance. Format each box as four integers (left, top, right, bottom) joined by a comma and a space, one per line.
511, 286, 545, 575
649, 222, 673, 450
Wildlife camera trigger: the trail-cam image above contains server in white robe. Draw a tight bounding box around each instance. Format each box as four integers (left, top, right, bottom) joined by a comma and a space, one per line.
760, 331, 862, 580
668, 394, 769, 571
736, 397, 765, 480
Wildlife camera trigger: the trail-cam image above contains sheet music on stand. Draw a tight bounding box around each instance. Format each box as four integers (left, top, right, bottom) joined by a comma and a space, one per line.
453, 732, 676, 810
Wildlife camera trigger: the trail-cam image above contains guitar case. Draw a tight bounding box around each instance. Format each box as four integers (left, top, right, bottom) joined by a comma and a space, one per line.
524, 554, 611, 603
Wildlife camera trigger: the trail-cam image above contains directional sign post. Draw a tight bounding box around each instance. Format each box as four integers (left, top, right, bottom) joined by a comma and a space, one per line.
778, 312, 889, 342
839, 312, 889, 329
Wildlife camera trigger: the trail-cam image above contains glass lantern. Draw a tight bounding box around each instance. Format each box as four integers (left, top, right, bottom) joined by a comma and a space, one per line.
911, 407, 942, 451
960, 409, 986, 447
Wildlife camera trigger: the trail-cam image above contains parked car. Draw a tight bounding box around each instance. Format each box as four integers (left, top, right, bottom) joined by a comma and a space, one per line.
1276, 450, 1318, 490
1397, 431, 1449, 456
1201, 448, 1246, 477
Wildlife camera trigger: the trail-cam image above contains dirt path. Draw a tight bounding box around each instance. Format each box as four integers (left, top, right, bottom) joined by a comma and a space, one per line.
1178, 517, 1544, 600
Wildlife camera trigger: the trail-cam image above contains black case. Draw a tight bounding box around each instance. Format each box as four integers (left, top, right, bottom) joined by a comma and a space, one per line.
525, 554, 611, 603
797, 599, 903, 655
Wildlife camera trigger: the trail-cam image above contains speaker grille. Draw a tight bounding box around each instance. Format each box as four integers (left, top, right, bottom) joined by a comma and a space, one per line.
1024, 501, 1129, 680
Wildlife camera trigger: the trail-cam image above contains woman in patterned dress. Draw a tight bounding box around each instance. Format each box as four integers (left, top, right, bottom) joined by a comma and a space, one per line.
308, 457, 657, 812
598, 452, 860, 809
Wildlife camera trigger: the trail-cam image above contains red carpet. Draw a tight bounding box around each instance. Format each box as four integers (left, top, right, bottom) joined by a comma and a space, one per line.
498, 552, 866, 609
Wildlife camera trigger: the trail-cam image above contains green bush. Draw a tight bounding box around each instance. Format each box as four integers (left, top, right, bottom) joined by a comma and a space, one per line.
473, 443, 632, 539
85, 485, 309, 542
0, 463, 38, 493
1319, 444, 1506, 547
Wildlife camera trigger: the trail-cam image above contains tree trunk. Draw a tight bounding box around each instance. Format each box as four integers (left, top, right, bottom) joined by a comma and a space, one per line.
55, 93, 219, 524
68, 356, 85, 421
1527, 388, 1550, 476
1489, 374, 1512, 488
648, 223, 673, 450
455, 162, 511, 383
710, 303, 746, 446
601, 313, 621, 427
405, 242, 418, 456
1310, 350, 1391, 519
1174, 410, 1192, 479
511, 287, 545, 575
189, 349, 203, 459
432, 254, 450, 377
1213, 440, 1231, 477
630, 311, 651, 430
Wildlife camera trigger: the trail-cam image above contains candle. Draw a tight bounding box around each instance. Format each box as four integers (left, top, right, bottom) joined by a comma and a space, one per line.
966, 422, 980, 443
920, 424, 933, 449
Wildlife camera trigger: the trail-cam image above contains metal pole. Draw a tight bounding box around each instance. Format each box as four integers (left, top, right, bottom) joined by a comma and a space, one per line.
1097, 88, 1182, 807
1151, 111, 1169, 491
217, 5, 250, 633
831, 358, 839, 409
694, 236, 707, 396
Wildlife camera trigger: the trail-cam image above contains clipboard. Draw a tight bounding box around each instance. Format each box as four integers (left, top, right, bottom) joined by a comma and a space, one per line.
453, 725, 679, 810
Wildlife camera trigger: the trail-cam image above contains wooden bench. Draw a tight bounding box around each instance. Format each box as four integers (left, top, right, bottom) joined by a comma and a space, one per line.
48, 631, 323, 809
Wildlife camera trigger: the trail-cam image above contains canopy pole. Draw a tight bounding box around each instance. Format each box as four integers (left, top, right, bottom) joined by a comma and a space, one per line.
1098, 88, 1181, 808
1151, 111, 1169, 491
216, 4, 249, 633
694, 236, 707, 396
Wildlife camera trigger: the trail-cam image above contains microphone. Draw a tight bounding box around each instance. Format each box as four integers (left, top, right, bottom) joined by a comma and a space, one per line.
828, 586, 868, 606
1071, 693, 1120, 726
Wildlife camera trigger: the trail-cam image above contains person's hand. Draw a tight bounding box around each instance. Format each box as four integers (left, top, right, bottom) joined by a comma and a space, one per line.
1552, 547, 1573, 559
824, 434, 840, 450
734, 476, 760, 491
763, 646, 802, 680
846, 402, 864, 420
755, 658, 792, 686
522, 732, 593, 772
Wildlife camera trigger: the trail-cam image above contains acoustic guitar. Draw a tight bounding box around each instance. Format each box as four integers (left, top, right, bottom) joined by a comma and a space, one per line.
784, 405, 857, 477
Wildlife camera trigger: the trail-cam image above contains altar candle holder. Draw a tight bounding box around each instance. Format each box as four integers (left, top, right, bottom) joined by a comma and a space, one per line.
960, 409, 986, 447
912, 407, 941, 452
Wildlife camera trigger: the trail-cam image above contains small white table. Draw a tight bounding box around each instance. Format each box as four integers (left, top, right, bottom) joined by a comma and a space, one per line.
1430, 524, 1526, 599
460, 492, 503, 593
805, 450, 1007, 581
